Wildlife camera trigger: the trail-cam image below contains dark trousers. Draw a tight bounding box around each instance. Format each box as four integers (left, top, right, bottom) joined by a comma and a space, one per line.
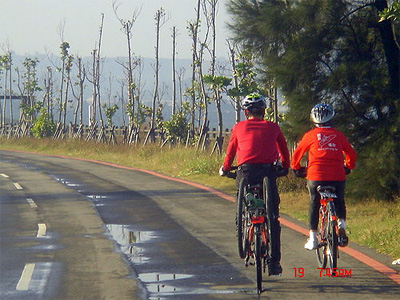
237, 164, 281, 264
307, 180, 346, 230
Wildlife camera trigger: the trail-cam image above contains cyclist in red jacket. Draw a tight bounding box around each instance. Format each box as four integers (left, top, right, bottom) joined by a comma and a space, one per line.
219, 93, 290, 276
291, 103, 357, 250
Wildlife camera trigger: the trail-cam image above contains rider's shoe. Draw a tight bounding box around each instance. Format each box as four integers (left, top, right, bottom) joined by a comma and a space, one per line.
304, 238, 318, 250
338, 227, 349, 247
268, 262, 282, 276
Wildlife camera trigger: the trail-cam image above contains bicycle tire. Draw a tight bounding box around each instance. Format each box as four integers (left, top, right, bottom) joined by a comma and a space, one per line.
326, 203, 338, 270
262, 177, 272, 269
316, 207, 327, 269
237, 178, 247, 259
255, 226, 263, 294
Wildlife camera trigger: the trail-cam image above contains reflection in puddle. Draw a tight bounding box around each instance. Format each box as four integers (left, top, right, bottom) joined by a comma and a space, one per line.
139, 273, 193, 282
147, 283, 183, 294
50, 175, 82, 188
87, 195, 109, 206
105, 224, 241, 298
140, 273, 192, 295
86, 195, 108, 200
106, 224, 156, 264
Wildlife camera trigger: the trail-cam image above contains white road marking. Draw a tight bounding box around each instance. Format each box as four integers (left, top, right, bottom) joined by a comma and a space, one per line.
26, 198, 38, 208
13, 182, 23, 190
16, 263, 35, 290
37, 223, 47, 238
0, 173, 9, 178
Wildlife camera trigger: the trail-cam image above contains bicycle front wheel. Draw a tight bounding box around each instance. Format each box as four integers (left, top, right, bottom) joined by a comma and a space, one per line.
237, 178, 247, 259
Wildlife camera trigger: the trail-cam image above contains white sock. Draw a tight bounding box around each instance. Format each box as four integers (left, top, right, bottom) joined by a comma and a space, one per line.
309, 230, 317, 240
338, 219, 346, 229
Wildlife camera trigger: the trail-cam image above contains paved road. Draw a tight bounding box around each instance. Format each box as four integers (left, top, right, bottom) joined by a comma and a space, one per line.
0, 150, 398, 299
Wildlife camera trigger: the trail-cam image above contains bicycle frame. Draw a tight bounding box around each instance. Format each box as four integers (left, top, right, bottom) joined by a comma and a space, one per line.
244, 200, 268, 267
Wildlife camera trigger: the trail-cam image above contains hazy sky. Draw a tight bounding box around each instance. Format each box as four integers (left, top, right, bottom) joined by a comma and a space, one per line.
0, 0, 231, 59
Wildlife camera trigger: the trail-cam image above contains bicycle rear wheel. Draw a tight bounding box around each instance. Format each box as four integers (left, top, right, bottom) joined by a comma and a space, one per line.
316, 207, 338, 271
255, 226, 263, 294
316, 207, 327, 269
237, 178, 247, 259
326, 206, 338, 270
262, 177, 272, 268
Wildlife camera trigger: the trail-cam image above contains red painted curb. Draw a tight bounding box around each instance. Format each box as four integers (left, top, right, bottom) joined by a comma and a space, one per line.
4, 149, 400, 285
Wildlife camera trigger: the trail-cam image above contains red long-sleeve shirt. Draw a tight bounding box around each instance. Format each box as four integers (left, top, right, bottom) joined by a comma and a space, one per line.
291, 127, 357, 181
223, 118, 290, 171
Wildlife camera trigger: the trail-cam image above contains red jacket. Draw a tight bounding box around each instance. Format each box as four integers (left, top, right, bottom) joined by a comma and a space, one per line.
223, 118, 290, 171
291, 127, 357, 181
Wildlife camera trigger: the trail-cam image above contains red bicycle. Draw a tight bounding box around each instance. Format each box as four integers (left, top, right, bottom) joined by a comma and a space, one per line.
226, 168, 272, 294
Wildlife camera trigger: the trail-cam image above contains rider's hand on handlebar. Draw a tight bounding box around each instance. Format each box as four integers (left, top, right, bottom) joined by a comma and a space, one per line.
292, 167, 307, 178
344, 166, 351, 175
276, 165, 289, 177
219, 166, 228, 176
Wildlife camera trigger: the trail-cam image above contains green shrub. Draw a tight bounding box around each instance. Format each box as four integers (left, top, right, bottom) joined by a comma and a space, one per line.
31, 108, 56, 138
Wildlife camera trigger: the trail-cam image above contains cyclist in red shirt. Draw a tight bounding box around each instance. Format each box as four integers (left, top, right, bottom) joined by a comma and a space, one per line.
291, 103, 357, 250
219, 93, 290, 276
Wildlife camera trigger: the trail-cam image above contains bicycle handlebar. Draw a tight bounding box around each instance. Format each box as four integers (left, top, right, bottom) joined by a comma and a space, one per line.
293, 166, 351, 178
225, 166, 238, 179
223, 164, 288, 179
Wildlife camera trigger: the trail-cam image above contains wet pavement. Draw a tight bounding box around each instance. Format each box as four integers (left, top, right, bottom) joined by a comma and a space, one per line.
1, 150, 399, 300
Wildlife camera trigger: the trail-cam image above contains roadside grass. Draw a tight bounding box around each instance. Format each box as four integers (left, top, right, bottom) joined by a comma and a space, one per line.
1, 137, 398, 259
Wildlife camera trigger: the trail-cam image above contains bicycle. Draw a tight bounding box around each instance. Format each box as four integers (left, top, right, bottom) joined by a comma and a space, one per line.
226, 163, 286, 294
293, 167, 349, 273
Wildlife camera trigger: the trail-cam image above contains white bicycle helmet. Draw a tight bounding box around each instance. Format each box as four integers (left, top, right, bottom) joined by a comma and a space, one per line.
310, 103, 335, 125
241, 93, 267, 111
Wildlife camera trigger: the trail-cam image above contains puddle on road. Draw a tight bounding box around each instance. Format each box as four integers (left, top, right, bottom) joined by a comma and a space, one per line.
106, 224, 156, 264
139, 273, 193, 282
50, 175, 83, 189
106, 224, 243, 298
140, 273, 192, 295
86, 195, 109, 206
86, 195, 109, 200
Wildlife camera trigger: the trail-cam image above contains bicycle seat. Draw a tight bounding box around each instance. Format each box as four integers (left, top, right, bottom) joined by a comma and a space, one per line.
317, 185, 336, 193
317, 186, 337, 199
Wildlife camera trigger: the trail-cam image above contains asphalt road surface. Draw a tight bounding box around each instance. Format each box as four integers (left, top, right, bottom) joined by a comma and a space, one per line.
0, 150, 399, 299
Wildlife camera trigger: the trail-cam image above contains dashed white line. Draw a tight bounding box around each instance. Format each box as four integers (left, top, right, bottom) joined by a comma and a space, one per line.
26, 198, 38, 208
13, 182, 23, 190
37, 223, 47, 238
0, 173, 9, 178
16, 263, 35, 290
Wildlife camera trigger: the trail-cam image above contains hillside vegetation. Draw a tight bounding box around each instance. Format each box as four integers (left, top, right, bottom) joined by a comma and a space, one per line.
0, 138, 398, 259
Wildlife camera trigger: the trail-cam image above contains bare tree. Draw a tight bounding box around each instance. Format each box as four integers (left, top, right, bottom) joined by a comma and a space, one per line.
0, 50, 13, 127
188, 0, 202, 136
70, 56, 86, 130
87, 14, 105, 141
171, 26, 178, 116
227, 40, 241, 124
144, 7, 167, 145
43, 66, 54, 121
113, 1, 141, 141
